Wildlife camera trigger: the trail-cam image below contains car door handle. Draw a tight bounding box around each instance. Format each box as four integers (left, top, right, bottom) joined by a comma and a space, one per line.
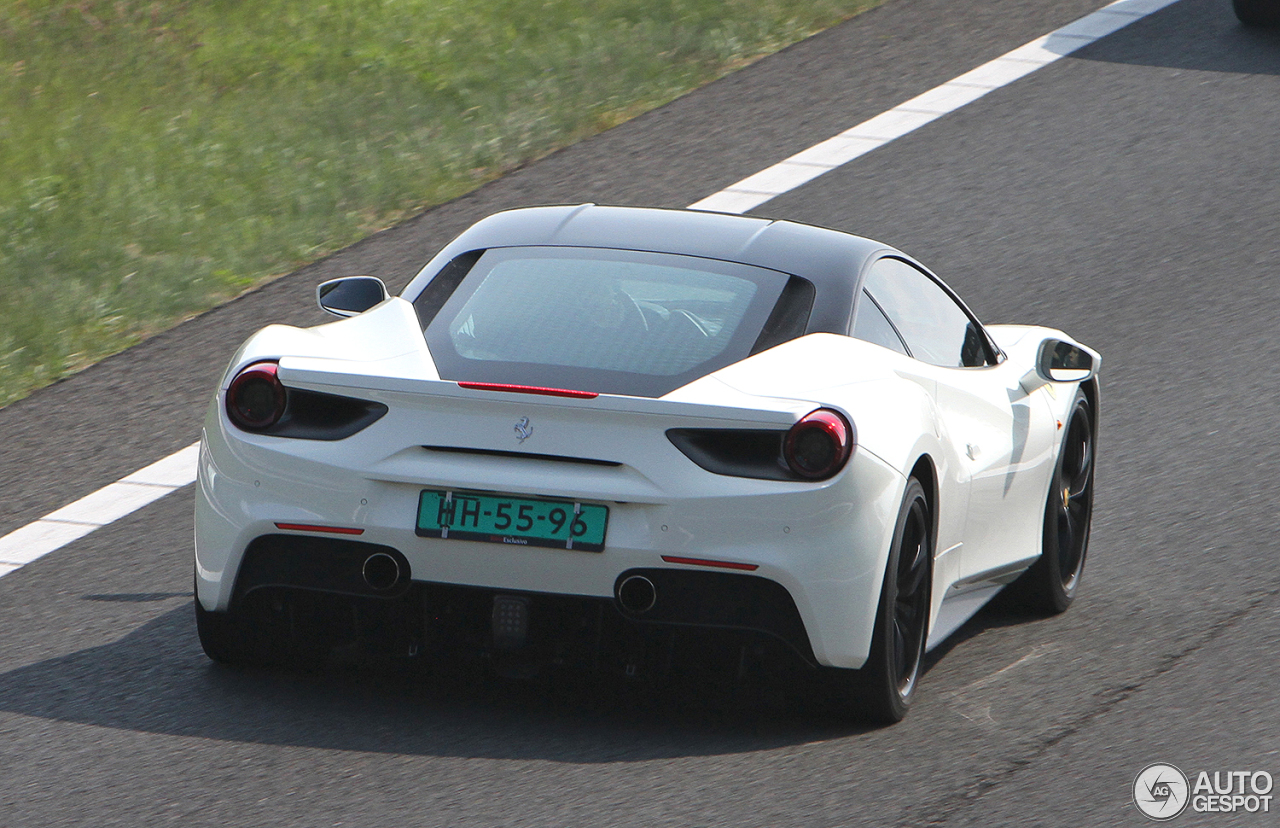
966, 443, 980, 460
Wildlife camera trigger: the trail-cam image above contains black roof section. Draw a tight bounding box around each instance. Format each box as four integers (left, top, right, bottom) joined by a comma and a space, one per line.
400, 204, 895, 336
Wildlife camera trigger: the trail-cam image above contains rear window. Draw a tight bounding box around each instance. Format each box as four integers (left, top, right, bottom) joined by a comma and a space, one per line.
417, 246, 809, 397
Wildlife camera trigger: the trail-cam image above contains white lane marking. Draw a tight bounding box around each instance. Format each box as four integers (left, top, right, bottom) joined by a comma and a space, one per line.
0, 0, 1177, 580
690, 0, 1175, 214
0, 445, 200, 570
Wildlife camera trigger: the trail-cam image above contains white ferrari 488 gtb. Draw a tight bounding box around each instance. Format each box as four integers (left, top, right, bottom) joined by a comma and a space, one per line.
195, 204, 1099, 722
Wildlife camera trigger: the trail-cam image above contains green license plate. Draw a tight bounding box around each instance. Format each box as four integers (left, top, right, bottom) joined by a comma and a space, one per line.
415, 490, 608, 552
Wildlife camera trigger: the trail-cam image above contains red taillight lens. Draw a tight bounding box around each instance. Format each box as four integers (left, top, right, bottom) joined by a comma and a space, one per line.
226, 361, 286, 431
784, 408, 854, 479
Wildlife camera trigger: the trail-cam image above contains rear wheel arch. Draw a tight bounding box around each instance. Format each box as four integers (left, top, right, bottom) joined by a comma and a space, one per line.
1003, 386, 1094, 614
908, 455, 939, 552
1080, 377, 1100, 446
818, 473, 933, 722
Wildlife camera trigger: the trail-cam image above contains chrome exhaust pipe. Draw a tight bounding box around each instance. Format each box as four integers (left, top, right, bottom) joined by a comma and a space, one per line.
362, 552, 401, 592
617, 575, 657, 614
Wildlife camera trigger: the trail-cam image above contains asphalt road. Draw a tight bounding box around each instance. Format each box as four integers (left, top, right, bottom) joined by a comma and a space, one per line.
2, 0, 1279, 825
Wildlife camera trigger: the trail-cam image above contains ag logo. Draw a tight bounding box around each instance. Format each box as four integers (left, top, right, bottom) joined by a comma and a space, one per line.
514, 416, 533, 443
1134, 763, 1190, 821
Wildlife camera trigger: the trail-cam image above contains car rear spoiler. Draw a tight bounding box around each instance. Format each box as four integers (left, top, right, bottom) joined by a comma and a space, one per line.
276, 355, 814, 429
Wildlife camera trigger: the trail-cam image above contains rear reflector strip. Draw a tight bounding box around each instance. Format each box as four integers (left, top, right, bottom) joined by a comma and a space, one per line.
274, 523, 365, 535
661, 555, 759, 571
457, 382, 599, 399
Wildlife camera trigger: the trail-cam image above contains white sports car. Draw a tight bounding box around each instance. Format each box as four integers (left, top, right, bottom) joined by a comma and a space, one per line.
195, 204, 1099, 722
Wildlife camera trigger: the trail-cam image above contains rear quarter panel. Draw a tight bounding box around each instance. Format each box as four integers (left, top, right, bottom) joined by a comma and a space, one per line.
701, 334, 974, 646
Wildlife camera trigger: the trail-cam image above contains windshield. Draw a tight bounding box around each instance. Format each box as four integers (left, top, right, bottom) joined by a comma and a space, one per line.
419, 246, 804, 397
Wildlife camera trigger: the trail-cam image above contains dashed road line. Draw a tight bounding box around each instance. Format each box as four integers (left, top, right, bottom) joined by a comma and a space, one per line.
0, 445, 200, 572
690, 0, 1174, 213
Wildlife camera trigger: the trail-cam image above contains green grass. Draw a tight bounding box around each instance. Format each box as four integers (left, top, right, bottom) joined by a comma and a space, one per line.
0, 0, 881, 406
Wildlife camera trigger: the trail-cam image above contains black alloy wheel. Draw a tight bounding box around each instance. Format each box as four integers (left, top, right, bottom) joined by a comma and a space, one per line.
887, 482, 930, 700
1007, 388, 1094, 614
1053, 397, 1093, 592
821, 477, 932, 723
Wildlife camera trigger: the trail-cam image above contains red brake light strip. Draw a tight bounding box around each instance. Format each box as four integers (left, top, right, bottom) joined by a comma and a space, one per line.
661, 555, 759, 571
457, 382, 599, 399
275, 523, 365, 535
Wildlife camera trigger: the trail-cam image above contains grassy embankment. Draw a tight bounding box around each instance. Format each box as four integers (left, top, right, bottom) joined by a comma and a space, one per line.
0, 0, 879, 407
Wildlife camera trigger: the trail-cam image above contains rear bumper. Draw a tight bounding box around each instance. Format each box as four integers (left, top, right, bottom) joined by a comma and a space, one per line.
196, 398, 906, 669
225, 533, 819, 665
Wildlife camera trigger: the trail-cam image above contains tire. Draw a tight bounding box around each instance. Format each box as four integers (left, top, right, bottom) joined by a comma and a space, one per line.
1234, 0, 1280, 26
821, 477, 932, 724
194, 596, 249, 665
1006, 388, 1094, 615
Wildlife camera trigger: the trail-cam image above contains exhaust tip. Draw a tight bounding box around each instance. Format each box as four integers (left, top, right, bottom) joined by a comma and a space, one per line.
617, 575, 657, 615
362, 552, 402, 592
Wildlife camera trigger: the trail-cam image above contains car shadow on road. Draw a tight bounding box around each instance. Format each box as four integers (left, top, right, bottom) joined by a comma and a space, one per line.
0, 604, 894, 761
1067, 0, 1280, 76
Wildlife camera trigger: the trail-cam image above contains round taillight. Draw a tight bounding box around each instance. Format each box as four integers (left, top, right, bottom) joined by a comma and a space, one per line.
784, 408, 854, 480
226, 361, 286, 431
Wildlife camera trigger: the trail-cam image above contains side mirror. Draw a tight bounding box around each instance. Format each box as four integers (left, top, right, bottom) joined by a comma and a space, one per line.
317, 276, 389, 318
1037, 339, 1097, 383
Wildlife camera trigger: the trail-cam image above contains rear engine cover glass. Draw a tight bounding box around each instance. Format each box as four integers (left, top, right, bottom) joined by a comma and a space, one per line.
422, 247, 796, 397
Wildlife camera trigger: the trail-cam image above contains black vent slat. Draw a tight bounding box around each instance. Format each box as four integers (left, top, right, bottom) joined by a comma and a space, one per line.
423, 446, 621, 467
666, 428, 793, 480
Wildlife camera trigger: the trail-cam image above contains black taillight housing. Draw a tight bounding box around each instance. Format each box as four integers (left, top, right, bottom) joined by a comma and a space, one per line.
783, 408, 854, 480
666, 407, 854, 481
226, 361, 286, 431
224, 360, 388, 439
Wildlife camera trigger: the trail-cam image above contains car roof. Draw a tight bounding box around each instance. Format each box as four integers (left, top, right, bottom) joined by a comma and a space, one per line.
401, 204, 896, 336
